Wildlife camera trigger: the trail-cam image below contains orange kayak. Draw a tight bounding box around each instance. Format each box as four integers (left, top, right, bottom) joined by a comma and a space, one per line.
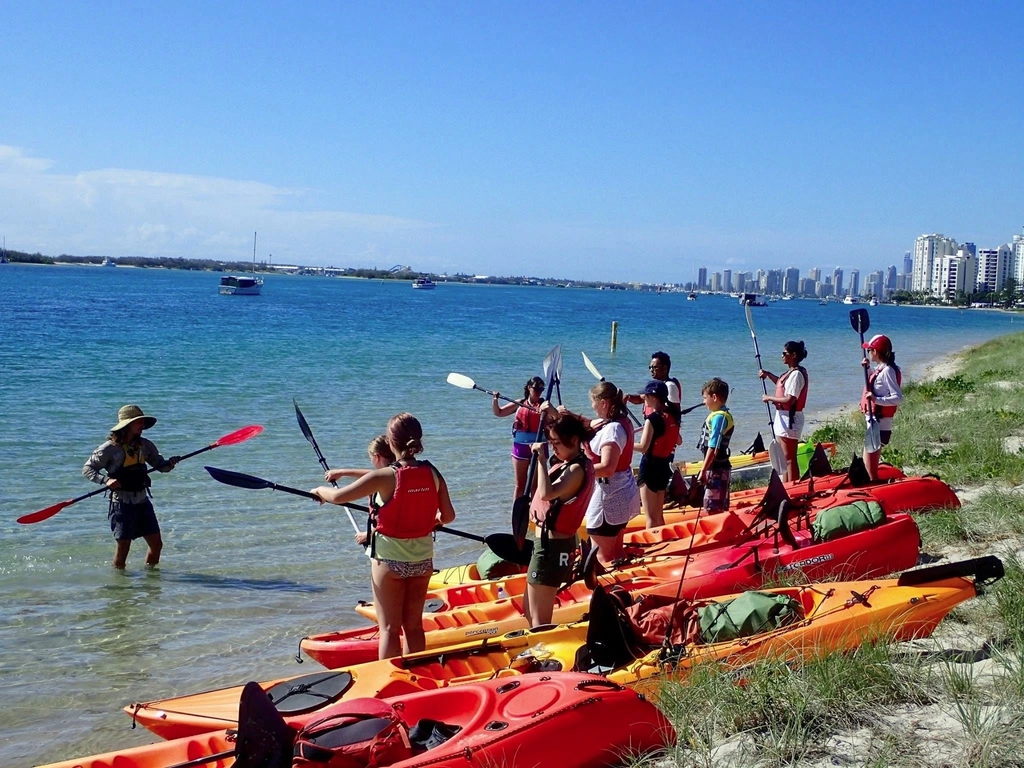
51, 674, 674, 768
126, 556, 1000, 740
301, 511, 921, 668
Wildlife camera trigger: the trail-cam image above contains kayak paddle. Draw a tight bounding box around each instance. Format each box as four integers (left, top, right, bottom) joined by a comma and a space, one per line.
851, 308, 882, 453
510, 344, 561, 549
293, 399, 359, 534
17, 424, 263, 525
445, 373, 539, 411
203, 466, 529, 562
581, 351, 643, 427
743, 303, 786, 476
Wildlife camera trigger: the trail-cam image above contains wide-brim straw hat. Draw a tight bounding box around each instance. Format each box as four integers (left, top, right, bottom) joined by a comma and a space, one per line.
112, 404, 157, 432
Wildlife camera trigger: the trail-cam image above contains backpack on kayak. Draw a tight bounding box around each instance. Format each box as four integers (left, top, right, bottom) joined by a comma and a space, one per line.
697, 590, 803, 644
812, 500, 885, 542
291, 698, 412, 768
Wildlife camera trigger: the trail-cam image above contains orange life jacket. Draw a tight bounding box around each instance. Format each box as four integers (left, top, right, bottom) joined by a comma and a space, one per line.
648, 411, 679, 459
614, 416, 635, 472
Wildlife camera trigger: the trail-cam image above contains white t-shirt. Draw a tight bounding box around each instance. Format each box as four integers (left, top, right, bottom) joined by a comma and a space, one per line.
585, 421, 640, 528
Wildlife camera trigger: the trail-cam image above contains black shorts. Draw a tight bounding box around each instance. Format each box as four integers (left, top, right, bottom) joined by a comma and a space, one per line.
586, 519, 628, 537
108, 499, 160, 541
637, 455, 672, 492
527, 535, 578, 588
880, 430, 892, 447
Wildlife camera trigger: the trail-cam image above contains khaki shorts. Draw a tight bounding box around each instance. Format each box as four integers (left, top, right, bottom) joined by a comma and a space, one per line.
527, 535, 579, 588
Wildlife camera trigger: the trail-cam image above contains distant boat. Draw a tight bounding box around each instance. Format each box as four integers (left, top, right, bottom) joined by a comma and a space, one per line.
0, 237, 7, 264
739, 292, 767, 307
819, 299, 828, 306
101, 257, 116, 267
219, 232, 263, 296
842, 296, 858, 305
869, 297, 879, 307
412, 277, 436, 290
687, 292, 697, 300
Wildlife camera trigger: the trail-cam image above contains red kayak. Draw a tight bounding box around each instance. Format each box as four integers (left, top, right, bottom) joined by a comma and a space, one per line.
300, 510, 922, 669
356, 474, 956, 620
45, 673, 674, 768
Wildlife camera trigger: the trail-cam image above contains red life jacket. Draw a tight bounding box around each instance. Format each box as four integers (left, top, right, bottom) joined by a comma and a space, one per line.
614, 416, 634, 472
372, 463, 439, 539
862, 365, 902, 418
512, 404, 541, 438
648, 411, 679, 459
775, 366, 809, 421
530, 454, 595, 536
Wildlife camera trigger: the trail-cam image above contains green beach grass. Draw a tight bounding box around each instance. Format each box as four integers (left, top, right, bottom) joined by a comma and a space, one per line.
634, 332, 1024, 768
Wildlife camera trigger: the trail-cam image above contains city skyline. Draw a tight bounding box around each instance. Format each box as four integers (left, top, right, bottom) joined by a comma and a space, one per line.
2, 4, 1023, 283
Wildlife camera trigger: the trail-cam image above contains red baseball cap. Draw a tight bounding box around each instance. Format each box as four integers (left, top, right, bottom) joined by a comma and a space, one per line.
862, 334, 892, 353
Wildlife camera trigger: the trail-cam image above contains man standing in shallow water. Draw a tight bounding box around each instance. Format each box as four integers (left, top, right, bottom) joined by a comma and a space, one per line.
83, 405, 179, 569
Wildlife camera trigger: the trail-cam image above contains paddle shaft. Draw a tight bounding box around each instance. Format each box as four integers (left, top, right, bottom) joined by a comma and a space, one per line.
293, 400, 360, 533
745, 307, 777, 439
481, 385, 540, 411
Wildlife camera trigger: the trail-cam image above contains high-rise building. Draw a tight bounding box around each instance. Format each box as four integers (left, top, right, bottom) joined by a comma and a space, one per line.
722, 269, 732, 293
697, 267, 708, 290
808, 267, 821, 282
799, 277, 816, 297
848, 269, 860, 298
977, 245, 1012, 294
938, 251, 977, 300
913, 234, 958, 294
711, 272, 722, 292
1013, 232, 1024, 293
783, 267, 800, 295
903, 251, 913, 275
734, 271, 749, 292
865, 270, 885, 298
884, 265, 897, 297
832, 267, 844, 297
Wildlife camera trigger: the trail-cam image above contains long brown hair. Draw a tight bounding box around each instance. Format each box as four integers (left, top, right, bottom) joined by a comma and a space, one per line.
590, 381, 628, 422
386, 413, 424, 461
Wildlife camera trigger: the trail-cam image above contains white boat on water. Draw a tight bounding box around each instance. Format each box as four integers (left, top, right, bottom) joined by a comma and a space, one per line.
843, 296, 857, 305
869, 297, 879, 307
687, 292, 697, 300
220, 232, 263, 296
739, 292, 766, 307
101, 257, 116, 267
412, 278, 436, 290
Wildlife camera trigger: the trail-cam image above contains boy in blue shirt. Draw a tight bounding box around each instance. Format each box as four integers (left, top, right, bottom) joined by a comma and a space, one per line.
696, 378, 735, 512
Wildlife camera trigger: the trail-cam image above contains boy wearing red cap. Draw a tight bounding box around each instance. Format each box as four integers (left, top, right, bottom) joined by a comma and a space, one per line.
861, 335, 903, 480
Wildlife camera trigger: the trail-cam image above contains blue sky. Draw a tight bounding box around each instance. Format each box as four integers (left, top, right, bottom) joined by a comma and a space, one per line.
2, 2, 1022, 282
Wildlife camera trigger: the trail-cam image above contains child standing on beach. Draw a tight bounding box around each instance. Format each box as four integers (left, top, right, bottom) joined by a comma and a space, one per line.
861, 334, 903, 481
324, 435, 396, 547
635, 380, 679, 528
696, 378, 735, 513
82, 405, 179, 569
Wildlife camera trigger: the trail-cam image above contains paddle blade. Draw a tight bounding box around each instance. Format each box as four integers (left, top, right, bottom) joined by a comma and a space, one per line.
850, 308, 870, 335
205, 466, 274, 491
17, 500, 71, 525
446, 372, 476, 390
581, 351, 604, 381
542, 344, 562, 385
293, 399, 316, 443
486, 533, 533, 566
213, 425, 264, 447
744, 302, 756, 337
768, 439, 786, 476
864, 419, 882, 453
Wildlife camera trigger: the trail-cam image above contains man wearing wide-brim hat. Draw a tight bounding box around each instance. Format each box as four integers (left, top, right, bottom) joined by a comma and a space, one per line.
82, 405, 180, 569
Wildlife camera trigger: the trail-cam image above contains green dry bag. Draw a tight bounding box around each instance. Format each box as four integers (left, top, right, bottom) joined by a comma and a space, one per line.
698, 591, 802, 644
812, 500, 884, 542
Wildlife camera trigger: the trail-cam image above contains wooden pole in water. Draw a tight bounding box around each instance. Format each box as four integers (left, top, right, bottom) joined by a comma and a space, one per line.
610, 321, 618, 352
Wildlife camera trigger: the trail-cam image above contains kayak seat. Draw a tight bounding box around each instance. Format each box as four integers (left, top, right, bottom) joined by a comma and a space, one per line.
408, 719, 463, 750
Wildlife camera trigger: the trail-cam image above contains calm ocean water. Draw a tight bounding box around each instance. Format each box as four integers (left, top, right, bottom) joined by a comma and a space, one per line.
0, 263, 1018, 765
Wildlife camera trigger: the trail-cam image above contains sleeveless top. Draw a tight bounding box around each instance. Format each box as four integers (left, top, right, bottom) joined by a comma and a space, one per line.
775, 366, 809, 421
529, 453, 596, 536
